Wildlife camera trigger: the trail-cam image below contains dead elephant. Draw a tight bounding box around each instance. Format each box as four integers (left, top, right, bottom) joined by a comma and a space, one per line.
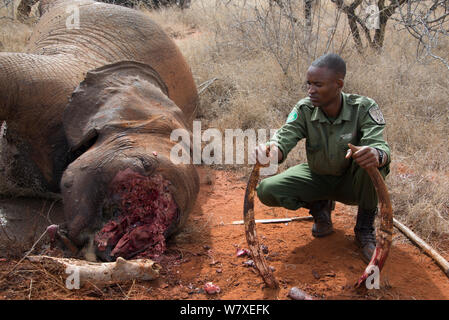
0, 0, 199, 261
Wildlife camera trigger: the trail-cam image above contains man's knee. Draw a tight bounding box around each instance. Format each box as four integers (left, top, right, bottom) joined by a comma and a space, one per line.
256, 178, 279, 207
352, 165, 389, 210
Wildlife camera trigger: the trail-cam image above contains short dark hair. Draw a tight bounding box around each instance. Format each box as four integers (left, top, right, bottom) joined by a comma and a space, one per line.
311, 53, 346, 78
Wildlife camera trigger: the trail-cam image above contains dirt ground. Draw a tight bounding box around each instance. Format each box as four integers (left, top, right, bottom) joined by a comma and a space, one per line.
1, 166, 449, 300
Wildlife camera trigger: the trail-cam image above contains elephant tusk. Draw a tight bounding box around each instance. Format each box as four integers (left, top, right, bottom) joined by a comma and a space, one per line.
243, 161, 279, 289
355, 166, 393, 288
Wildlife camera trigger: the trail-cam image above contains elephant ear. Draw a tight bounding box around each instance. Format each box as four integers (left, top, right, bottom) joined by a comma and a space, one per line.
63, 60, 171, 154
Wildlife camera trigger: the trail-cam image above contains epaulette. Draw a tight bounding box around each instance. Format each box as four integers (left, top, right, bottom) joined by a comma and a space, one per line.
294, 97, 314, 110
346, 94, 376, 108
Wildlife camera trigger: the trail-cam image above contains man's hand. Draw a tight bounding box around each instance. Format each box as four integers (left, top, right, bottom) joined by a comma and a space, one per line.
345, 143, 379, 169
250, 142, 283, 166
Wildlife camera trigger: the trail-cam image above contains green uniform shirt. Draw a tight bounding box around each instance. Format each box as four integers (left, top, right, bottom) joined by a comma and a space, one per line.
271, 92, 391, 176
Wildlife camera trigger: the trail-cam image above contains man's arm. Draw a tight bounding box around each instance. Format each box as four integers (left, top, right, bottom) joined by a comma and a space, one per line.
345, 144, 381, 169
346, 102, 390, 169
267, 105, 307, 164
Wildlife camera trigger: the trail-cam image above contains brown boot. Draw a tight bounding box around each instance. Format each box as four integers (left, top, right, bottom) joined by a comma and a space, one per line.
309, 200, 335, 238
354, 207, 377, 263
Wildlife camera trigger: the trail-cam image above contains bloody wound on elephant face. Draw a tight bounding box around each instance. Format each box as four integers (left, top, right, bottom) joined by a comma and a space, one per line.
95, 169, 179, 261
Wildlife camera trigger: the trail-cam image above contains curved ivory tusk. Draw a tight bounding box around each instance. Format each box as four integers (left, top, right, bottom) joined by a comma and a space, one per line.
355, 166, 393, 288
243, 162, 279, 289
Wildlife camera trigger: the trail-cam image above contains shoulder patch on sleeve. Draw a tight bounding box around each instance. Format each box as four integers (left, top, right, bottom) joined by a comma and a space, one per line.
368, 105, 385, 125
286, 109, 298, 123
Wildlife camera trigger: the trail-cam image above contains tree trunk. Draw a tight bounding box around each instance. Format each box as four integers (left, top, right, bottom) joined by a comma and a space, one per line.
346, 9, 364, 53
332, 0, 408, 52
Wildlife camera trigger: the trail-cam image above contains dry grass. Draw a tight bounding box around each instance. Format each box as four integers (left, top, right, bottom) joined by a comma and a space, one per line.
0, 0, 39, 51
0, 0, 448, 248
144, 0, 449, 248
0, 19, 33, 51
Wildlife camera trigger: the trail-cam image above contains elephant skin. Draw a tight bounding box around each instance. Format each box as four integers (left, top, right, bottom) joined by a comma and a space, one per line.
0, 0, 199, 261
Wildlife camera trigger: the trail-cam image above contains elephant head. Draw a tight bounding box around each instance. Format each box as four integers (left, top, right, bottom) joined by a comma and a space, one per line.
61, 61, 199, 261
0, 0, 199, 261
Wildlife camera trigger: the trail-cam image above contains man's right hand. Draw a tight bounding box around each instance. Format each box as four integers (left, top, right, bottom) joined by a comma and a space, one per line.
250, 142, 283, 166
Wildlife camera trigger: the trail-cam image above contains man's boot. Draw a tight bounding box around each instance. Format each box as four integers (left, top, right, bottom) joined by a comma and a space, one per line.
309, 200, 335, 237
354, 207, 377, 263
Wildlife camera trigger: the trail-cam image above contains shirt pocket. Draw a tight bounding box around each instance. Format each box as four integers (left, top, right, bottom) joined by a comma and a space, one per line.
305, 142, 325, 172
306, 142, 321, 154
337, 134, 354, 172
338, 132, 356, 151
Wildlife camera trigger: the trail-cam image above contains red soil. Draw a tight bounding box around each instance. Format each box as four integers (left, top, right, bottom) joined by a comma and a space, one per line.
151, 167, 449, 300
1, 166, 449, 300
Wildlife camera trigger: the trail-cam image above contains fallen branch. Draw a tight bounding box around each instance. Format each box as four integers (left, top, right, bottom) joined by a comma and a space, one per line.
232, 216, 313, 225
393, 218, 449, 277
26, 255, 161, 286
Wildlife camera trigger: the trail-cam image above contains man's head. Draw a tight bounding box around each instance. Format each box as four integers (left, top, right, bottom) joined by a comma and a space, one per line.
306, 53, 346, 109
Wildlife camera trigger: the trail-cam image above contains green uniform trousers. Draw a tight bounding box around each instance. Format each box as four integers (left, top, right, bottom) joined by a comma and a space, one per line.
256, 161, 388, 211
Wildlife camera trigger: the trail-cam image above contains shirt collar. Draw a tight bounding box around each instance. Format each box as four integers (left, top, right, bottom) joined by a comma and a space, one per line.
310, 92, 352, 124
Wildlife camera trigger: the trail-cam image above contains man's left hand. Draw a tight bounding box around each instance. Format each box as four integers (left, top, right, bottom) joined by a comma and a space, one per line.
345, 143, 379, 169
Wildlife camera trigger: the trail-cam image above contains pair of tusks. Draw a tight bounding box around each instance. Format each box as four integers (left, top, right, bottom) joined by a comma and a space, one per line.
243, 145, 393, 289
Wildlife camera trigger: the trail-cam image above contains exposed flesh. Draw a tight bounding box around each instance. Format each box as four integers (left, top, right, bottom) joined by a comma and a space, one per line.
94, 169, 178, 261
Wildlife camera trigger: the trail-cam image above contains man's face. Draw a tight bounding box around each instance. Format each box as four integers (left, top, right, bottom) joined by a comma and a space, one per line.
306, 66, 343, 108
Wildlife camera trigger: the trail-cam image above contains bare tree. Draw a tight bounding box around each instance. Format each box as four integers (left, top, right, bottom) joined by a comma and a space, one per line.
395, 0, 449, 70
0, 0, 15, 19
331, 0, 408, 52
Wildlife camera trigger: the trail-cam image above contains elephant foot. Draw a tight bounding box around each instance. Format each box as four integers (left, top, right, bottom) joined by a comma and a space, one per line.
94, 168, 179, 262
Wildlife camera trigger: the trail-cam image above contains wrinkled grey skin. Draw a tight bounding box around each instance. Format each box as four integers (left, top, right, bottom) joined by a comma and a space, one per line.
1, 0, 199, 258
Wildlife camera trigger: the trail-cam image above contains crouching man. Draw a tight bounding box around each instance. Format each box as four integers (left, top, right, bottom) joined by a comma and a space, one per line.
254, 53, 390, 263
